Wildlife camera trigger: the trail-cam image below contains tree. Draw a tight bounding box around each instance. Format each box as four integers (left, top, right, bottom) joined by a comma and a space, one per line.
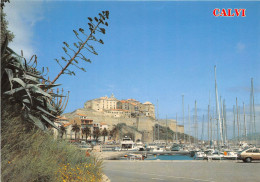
82, 126, 91, 142
60, 125, 66, 139
72, 123, 80, 141
110, 123, 124, 141
93, 127, 101, 142
1, 0, 14, 48
101, 128, 108, 143
110, 126, 118, 141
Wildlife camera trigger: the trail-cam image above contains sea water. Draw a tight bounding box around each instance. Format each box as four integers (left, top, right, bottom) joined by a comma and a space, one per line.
145, 154, 193, 160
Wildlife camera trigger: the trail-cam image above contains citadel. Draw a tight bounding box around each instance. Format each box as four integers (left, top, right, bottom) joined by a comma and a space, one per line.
61, 94, 184, 143
84, 94, 155, 119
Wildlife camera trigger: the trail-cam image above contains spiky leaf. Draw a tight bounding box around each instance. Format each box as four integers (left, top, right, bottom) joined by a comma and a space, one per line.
41, 114, 59, 130
37, 106, 56, 118
12, 78, 26, 88
73, 30, 79, 36
28, 114, 45, 130
79, 28, 84, 33
99, 39, 104, 44
100, 28, 106, 34
4, 87, 24, 95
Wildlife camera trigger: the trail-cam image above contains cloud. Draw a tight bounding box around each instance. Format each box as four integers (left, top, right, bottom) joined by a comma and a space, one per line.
236, 42, 245, 52
4, 1, 44, 59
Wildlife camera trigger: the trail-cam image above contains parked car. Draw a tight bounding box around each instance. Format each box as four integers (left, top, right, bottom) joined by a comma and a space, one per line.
238, 148, 260, 162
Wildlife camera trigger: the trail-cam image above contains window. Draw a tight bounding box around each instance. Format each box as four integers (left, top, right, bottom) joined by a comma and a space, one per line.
246, 149, 254, 153
253, 149, 260, 153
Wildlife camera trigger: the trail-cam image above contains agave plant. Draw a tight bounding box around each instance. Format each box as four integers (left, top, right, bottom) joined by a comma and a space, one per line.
1, 10, 109, 131
1, 40, 64, 131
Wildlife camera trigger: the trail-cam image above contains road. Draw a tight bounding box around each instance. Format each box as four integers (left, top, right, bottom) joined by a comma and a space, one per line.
103, 160, 260, 182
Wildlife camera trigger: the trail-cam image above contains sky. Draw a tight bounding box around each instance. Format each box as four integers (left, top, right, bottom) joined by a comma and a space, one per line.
5, 0, 260, 139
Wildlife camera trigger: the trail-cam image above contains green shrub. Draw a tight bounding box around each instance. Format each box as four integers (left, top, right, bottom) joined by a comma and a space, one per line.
1, 105, 103, 182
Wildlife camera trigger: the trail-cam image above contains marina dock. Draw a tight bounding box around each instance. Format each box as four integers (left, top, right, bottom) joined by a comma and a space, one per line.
131, 151, 190, 155
95, 150, 191, 160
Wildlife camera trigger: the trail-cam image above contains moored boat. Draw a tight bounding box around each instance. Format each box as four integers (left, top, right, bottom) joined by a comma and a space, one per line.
194, 151, 207, 160
120, 136, 138, 151
222, 151, 238, 160
206, 151, 224, 160
152, 146, 166, 153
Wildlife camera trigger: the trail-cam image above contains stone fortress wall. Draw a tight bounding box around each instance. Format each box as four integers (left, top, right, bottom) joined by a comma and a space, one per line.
65, 109, 184, 134
63, 94, 184, 142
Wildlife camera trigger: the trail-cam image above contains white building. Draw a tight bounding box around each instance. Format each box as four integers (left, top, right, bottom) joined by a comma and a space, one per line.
84, 94, 118, 112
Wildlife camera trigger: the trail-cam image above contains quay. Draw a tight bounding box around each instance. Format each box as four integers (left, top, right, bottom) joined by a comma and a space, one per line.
93, 151, 191, 160
93, 151, 129, 160
132, 151, 190, 155
103, 160, 260, 182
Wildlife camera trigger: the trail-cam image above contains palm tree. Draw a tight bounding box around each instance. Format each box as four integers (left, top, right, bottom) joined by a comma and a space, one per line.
82, 126, 91, 142
110, 124, 124, 141
110, 126, 118, 140
101, 128, 108, 143
60, 125, 66, 139
72, 123, 80, 141
93, 127, 101, 142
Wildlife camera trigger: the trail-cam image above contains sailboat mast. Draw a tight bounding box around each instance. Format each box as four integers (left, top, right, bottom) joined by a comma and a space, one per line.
188, 104, 191, 145
209, 91, 212, 144
250, 83, 253, 139
176, 113, 178, 142
212, 106, 215, 143
251, 78, 256, 145
201, 115, 204, 142
233, 105, 236, 143
157, 99, 159, 141
158, 123, 160, 141
223, 99, 228, 143
195, 100, 197, 145
208, 104, 210, 144
220, 97, 224, 143
182, 95, 185, 143
239, 106, 242, 140
243, 102, 247, 138
166, 115, 168, 145
236, 97, 240, 142
214, 66, 223, 146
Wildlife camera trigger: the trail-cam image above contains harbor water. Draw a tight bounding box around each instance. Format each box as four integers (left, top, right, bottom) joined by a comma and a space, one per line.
145, 154, 193, 160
